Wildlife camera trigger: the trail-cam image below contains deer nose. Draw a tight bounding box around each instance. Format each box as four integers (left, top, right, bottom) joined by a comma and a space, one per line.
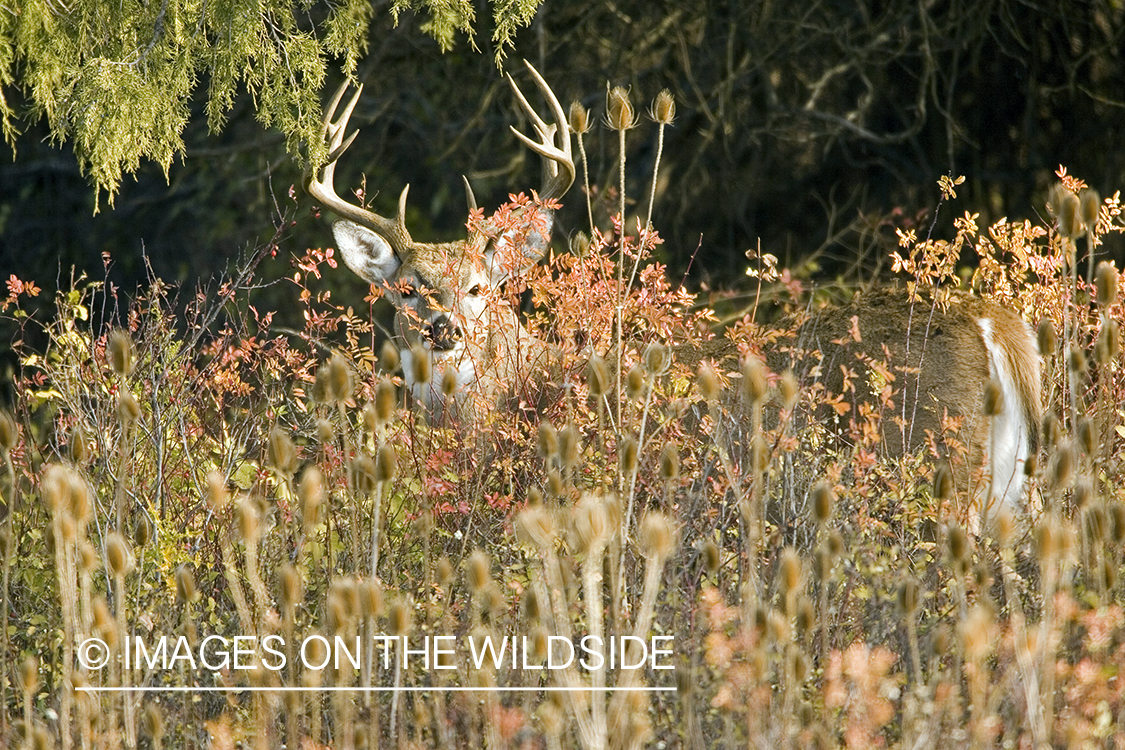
425, 315, 462, 351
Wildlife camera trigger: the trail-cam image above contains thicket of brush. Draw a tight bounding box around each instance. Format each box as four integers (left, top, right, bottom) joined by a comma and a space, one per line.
1, 89, 1124, 749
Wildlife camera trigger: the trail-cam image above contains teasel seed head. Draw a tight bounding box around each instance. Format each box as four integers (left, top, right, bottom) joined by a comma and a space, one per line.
441, 366, 457, 398
117, 392, 141, 426
559, 425, 581, 468
574, 494, 610, 554
1049, 441, 1075, 490
1102, 556, 1118, 590
527, 486, 543, 508
0, 410, 16, 453
468, 549, 491, 593
326, 352, 353, 403
107, 329, 136, 377
570, 231, 591, 257
298, 466, 324, 528
409, 345, 431, 388
106, 531, 134, 577
437, 557, 454, 587
363, 581, 384, 618
374, 378, 397, 424
1109, 502, 1125, 544
795, 598, 815, 637
1036, 319, 1057, 358
1036, 516, 1059, 562
205, 471, 229, 511
327, 589, 348, 633
375, 443, 397, 482
267, 426, 298, 476
68, 426, 88, 465
947, 525, 969, 563
378, 340, 400, 374
537, 422, 559, 461
236, 496, 260, 544
546, 469, 564, 497
703, 540, 721, 573
279, 563, 302, 612
1094, 261, 1118, 306
983, 379, 1003, 417
625, 365, 646, 400
1074, 476, 1094, 509
388, 599, 411, 636
741, 357, 768, 405
586, 355, 609, 398
1085, 502, 1108, 544
92, 596, 115, 644
779, 547, 801, 594
779, 370, 799, 409
811, 480, 834, 525
352, 454, 378, 494
79, 541, 98, 572
568, 100, 591, 134
1067, 345, 1087, 378
142, 703, 164, 744
617, 435, 639, 476
639, 511, 675, 562
697, 364, 719, 402
175, 564, 198, 603
316, 417, 335, 444
517, 506, 556, 549
1041, 412, 1060, 451
827, 530, 845, 558
652, 89, 676, 125
1059, 191, 1082, 238
658, 441, 680, 481
643, 343, 671, 375
19, 656, 39, 695
1080, 188, 1101, 232
133, 511, 151, 547
606, 86, 636, 130
1096, 320, 1120, 365
897, 578, 920, 614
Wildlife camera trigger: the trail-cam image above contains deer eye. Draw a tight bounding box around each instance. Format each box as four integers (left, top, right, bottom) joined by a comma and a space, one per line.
468, 284, 482, 297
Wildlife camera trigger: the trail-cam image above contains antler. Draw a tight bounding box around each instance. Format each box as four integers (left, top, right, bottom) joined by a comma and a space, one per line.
305, 82, 414, 254
506, 60, 576, 202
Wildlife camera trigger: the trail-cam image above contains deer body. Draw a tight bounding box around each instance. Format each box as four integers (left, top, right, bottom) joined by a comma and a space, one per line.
306, 64, 1042, 517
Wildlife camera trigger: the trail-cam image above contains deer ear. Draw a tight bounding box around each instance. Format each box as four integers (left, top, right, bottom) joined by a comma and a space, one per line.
485, 209, 554, 286
332, 220, 401, 283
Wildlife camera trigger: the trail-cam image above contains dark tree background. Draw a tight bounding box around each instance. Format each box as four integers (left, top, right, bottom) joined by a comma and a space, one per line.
2, 0, 1123, 326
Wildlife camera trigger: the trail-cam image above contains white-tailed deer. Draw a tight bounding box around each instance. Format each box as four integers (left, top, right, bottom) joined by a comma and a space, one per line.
306, 64, 1042, 519
306, 61, 572, 423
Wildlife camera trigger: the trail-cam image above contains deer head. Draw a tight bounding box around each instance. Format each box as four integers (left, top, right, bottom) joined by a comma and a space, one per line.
306, 61, 574, 420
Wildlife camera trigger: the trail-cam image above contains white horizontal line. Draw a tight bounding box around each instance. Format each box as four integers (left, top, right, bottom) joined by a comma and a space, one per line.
77, 686, 676, 693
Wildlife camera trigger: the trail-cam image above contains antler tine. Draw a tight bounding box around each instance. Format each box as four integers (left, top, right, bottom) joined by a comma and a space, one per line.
306, 81, 413, 253
506, 60, 575, 202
